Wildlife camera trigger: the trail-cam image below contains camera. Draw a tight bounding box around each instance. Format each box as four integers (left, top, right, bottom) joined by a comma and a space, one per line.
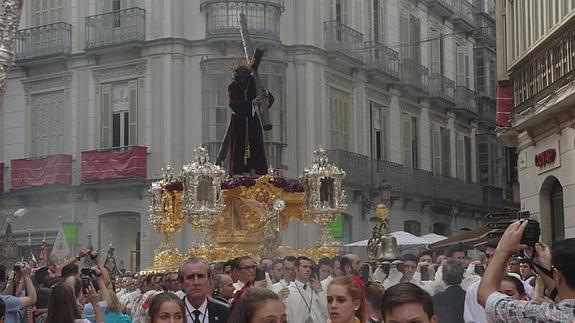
13, 264, 21, 274
420, 265, 429, 281
474, 264, 485, 276
255, 267, 266, 281
89, 250, 98, 260
521, 220, 541, 247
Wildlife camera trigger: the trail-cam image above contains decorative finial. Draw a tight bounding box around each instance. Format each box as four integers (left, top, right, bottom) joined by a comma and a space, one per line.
193, 146, 209, 165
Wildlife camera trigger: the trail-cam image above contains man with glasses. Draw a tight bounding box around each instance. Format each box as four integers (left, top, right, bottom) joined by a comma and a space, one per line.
179, 257, 229, 323
232, 256, 257, 293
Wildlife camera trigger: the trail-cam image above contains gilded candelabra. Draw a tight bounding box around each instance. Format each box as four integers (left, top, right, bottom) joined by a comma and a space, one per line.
301, 148, 347, 252
181, 147, 225, 250
0, 0, 23, 101
148, 165, 185, 270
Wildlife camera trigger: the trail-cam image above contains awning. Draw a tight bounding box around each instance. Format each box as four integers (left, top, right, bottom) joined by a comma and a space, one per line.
428, 226, 496, 250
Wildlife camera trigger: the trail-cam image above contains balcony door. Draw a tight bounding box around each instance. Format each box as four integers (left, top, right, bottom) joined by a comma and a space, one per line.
32, 0, 64, 26
370, 101, 389, 162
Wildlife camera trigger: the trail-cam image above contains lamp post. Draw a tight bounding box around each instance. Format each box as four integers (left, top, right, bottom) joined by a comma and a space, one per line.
181, 146, 225, 249
301, 148, 347, 248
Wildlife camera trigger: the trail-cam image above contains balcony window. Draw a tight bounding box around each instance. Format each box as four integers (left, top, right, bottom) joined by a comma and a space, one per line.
401, 112, 419, 168
31, 91, 66, 157
370, 102, 389, 161
32, 0, 64, 26
404, 220, 421, 236
431, 125, 451, 176
329, 87, 351, 151
201, 59, 287, 170
456, 133, 472, 182
101, 80, 138, 149
433, 223, 450, 236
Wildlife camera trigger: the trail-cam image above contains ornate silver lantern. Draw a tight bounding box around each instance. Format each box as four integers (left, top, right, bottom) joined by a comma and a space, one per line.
181, 146, 225, 249
301, 148, 347, 247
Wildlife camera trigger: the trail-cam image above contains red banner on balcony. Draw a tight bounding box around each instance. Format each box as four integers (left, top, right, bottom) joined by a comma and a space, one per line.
81, 146, 147, 183
11, 154, 72, 189
496, 82, 512, 127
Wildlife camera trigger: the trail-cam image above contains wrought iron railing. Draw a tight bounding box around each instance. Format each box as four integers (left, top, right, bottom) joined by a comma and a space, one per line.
475, 14, 495, 44
424, 0, 454, 13
326, 149, 484, 206
475, 0, 495, 19
85, 7, 146, 49
400, 58, 429, 94
453, 0, 475, 27
511, 16, 575, 113
15, 22, 71, 62
364, 41, 399, 80
430, 73, 455, 104
455, 86, 478, 115
324, 20, 365, 62
201, 0, 284, 41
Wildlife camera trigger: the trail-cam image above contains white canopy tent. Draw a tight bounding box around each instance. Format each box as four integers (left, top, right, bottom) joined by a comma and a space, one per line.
420, 233, 447, 244
343, 231, 428, 247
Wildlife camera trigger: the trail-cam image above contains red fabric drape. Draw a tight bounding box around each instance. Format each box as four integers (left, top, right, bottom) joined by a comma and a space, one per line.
11, 154, 72, 189
81, 146, 147, 183
496, 82, 513, 127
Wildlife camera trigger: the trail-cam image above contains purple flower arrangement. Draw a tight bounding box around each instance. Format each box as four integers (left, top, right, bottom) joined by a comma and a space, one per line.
164, 180, 183, 192
270, 176, 305, 193
221, 176, 258, 189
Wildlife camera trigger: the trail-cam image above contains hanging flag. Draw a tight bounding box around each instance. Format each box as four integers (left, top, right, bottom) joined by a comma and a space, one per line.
50, 225, 70, 264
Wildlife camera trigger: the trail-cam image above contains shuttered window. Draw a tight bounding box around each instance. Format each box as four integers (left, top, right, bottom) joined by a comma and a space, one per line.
456, 40, 470, 87
329, 87, 351, 151
399, 10, 421, 63
31, 91, 65, 157
371, 102, 389, 161
431, 125, 451, 176
32, 0, 64, 26
401, 112, 419, 168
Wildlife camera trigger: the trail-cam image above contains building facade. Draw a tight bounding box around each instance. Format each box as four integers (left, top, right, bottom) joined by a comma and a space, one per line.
497, 1, 575, 244
0, 0, 515, 269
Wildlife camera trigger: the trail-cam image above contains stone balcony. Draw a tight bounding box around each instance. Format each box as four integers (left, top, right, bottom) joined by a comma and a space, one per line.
423, 0, 455, 18
324, 20, 365, 67
15, 22, 71, 65
400, 58, 429, 97
364, 41, 400, 84
452, 0, 475, 32
429, 73, 456, 109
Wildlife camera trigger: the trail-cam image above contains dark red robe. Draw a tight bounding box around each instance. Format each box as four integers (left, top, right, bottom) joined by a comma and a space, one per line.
226, 76, 274, 176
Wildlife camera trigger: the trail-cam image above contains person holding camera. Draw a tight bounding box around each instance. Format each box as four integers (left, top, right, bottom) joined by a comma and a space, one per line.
0, 262, 36, 323
477, 220, 575, 322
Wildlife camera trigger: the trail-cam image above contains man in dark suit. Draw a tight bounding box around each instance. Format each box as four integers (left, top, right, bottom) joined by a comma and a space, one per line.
432, 259, 466, 323
179, 257, 229, 323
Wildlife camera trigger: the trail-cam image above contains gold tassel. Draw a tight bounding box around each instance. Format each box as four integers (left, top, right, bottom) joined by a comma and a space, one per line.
244, 118, 250, 165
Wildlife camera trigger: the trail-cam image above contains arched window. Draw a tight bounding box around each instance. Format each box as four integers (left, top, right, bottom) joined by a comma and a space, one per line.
550, 181, 564, 243
404, 220, 421, 236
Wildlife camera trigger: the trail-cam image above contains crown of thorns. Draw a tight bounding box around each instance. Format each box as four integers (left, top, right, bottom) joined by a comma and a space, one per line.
225, 57, 255, 71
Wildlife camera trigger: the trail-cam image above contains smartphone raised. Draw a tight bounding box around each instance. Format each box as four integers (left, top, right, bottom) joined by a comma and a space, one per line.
255, 267, 266, 281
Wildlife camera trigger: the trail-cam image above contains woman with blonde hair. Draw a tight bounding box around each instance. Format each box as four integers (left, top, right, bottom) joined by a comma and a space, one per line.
104, 290, 132, 322
327, 276, 367, 323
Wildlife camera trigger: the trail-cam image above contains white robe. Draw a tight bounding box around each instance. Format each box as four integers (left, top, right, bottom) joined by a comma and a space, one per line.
284, 280, 328, 323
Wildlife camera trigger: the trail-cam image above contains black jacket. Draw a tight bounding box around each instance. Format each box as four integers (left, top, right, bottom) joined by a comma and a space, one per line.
432, 285, 466, 323
183, 297, 229, 323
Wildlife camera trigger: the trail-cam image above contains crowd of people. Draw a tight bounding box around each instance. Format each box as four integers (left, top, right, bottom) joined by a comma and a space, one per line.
0, 221, 573, 322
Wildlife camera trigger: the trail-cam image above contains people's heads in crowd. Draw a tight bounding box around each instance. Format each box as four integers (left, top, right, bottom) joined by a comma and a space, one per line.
294, 256, 314, 283
446, 244, 466, 263
164, 272, 180, 292
506, 257, 521, 275
61, 263, 79, 278
228, 287, 286, 323
318, 257, 333, 281
340, 254, 361, 277
327, 276, 366, 323
45, 282, 83, 323
0, 264, 6, 291
34, 267, 51, 288
213, 274, 235, 301
213, 261, 225, 275
550, 238, 575, 295
332, 256, 343, 277
237, 256, 257, 284
499, 274, 527, 300
223, 259, 233, 277
519, 258, 533, 279
178, 257, 212, 307
270, 258, 283, 283
418, 250, 433, 264
365, 282, 385, 322
147, 292, 186, 323
282, 256, 296, 283
442, 259, 464, 286
482, 240, 498, 267
381, 283, 437, 323
402, 254, 418, 280
434, 254, 447, 266
260, 257, 273, 273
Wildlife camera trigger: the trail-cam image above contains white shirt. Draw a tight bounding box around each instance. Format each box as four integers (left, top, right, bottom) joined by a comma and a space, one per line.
464, 280, 486, 323
184, 297, 209, 323
285, 279, 328, 323
233, 280, 246, 293
272, 279, 290, 293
